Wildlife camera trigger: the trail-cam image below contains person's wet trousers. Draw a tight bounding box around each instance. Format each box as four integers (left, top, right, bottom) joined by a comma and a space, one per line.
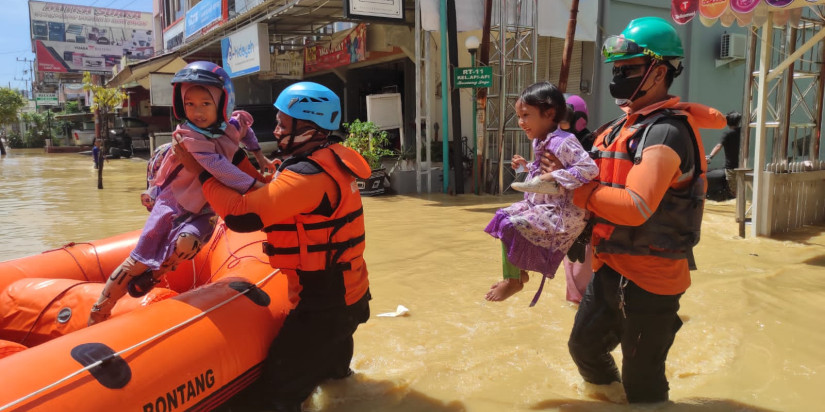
259, 289, 370, 411
568, 265, 683, 403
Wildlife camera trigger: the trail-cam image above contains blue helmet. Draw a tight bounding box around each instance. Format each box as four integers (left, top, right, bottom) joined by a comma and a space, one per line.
171, 61, 235, 123
274, 82, 341, 130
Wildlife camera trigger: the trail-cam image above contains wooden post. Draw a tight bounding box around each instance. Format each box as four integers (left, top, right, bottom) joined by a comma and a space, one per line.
447, 0, 464, 194
558, 0, 580, 92
478, 0, 492, 192
96, 108, 104, 189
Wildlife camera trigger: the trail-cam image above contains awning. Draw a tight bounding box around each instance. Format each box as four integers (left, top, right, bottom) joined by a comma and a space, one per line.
671, 0, 825, 27
54, 112, 93, 121
106, 54, 189, 89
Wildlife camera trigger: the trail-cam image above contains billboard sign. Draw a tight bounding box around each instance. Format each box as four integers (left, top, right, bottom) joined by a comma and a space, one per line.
29, 1, 154, 73
185, 0, 223, 39
221, 23, 270, 78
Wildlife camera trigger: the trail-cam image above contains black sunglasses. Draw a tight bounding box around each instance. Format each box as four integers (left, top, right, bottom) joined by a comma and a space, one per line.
612, 63, 649, 78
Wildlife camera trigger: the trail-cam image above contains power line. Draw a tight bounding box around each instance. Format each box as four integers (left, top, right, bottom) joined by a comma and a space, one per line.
15, 57, 35, 98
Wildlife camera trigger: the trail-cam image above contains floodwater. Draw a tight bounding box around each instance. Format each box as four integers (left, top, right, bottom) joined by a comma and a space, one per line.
1, 148, 824, 412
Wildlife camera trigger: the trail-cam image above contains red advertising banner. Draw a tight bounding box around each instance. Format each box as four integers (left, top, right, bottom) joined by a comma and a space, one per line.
304, 24, 366, 74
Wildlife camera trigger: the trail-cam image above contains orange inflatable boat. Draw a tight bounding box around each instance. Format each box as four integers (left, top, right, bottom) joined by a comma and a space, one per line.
0, 223, 293, 412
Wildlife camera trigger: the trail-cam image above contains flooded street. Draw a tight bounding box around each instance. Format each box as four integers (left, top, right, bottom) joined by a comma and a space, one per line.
2, 148, 824, 411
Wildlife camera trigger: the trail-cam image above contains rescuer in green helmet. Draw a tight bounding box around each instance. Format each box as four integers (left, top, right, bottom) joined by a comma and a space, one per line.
601, 16, 686, 108
545, 16, 728, 404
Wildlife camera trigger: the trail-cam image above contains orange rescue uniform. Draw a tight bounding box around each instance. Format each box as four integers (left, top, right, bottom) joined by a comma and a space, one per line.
200, 143, 372, 307
573, 96, 726, 294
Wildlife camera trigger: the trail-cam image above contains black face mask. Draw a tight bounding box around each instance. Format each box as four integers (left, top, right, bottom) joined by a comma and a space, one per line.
609, 62, 656, 104
609, 75, 647, 101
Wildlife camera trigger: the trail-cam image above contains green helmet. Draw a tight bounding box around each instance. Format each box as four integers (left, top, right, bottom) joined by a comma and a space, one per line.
602, 16, 684, 63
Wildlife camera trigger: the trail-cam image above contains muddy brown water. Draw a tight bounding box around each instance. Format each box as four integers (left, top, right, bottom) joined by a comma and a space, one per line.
1, 148, 823, 411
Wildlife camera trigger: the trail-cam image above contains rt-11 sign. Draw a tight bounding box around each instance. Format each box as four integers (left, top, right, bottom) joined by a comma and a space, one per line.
453, 66, 492, 88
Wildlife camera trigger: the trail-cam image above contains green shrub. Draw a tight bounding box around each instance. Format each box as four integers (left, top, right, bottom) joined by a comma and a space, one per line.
343, 119, 397, 170
7, 132, 24, 148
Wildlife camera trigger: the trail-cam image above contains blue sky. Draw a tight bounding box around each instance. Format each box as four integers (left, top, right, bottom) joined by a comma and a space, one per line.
0, 0, 152, 93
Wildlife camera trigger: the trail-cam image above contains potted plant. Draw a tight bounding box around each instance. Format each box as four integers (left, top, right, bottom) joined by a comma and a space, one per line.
343, 119, 396, 196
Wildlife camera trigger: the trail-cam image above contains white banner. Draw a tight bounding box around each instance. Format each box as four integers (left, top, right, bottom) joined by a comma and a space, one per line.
35, 92, 59, 106
150, 73, 174, 107
163, 19, 185, 52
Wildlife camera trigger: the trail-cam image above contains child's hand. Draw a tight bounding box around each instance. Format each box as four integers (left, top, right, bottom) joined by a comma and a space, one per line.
140, 192, 155, 212
511, 154, 528, 171
539, 152, 563, 174
173, 137, 204, 175
255, 152, 279, 175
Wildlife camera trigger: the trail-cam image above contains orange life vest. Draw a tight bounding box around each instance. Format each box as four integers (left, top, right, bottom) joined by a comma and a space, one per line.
591, 108, 705, 265
261, 144, 371, 307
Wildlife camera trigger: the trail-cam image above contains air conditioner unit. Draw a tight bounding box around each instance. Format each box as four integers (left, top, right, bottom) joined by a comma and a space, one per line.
720, 33, 747, 60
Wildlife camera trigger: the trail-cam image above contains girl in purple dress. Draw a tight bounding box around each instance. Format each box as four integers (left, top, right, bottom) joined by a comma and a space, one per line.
484, 82, 598, 306
88, 62, 266, 326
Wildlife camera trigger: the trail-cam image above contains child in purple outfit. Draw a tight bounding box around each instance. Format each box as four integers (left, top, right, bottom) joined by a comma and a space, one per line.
484, 82, 598, 306
88, 61, 266, 326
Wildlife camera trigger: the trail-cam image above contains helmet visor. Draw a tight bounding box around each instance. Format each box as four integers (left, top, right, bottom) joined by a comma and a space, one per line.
172, 68, 225, 89
602, 36, 662, 61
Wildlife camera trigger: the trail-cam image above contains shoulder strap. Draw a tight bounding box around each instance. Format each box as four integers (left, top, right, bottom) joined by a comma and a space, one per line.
595, 115, 626, 146
630, 109, 671, 164
590, 115, 625, 159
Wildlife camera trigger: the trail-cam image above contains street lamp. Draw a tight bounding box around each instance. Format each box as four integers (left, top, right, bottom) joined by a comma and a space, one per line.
465, 35, 480, 195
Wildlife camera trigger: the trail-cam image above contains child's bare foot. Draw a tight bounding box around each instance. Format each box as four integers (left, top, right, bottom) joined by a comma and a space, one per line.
485, 272, 529, 301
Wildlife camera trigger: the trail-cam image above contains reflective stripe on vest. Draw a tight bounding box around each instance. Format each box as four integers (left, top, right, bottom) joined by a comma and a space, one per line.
591, 109, 704, 264
260, 145, 367, 272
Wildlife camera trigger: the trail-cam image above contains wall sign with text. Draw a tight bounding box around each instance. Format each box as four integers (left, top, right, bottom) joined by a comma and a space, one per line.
345, 0, 404, 22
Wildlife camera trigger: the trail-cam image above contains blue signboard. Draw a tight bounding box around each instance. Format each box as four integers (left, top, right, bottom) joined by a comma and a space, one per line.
221, 24, 269, 78
185, 0, 222, 38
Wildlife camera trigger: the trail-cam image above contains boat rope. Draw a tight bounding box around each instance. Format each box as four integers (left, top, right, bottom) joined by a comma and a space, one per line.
205, 223, 269, 284
44, 242, 107, 282
0, 267, 281, 412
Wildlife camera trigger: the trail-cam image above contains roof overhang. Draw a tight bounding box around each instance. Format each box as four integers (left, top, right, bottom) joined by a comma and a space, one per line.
53, 112, 93, 121
176, 0, 414, 59
106, 54, 189, 89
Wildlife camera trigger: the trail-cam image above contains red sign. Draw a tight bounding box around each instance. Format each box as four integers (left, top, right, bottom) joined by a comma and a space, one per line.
304, 24, 366, 74
672, 0, 698, 24
35, 40, 69, 72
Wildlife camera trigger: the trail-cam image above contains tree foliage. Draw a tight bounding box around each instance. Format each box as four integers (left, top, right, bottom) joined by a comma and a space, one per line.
83, 71, 124, 189
83, 71, 125, 117
11, 112, 48, 148
0, 87, 25, 127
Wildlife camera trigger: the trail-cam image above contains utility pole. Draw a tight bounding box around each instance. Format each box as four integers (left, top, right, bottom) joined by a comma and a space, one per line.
16, 57, 36, 99
447, 0, 464, 194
